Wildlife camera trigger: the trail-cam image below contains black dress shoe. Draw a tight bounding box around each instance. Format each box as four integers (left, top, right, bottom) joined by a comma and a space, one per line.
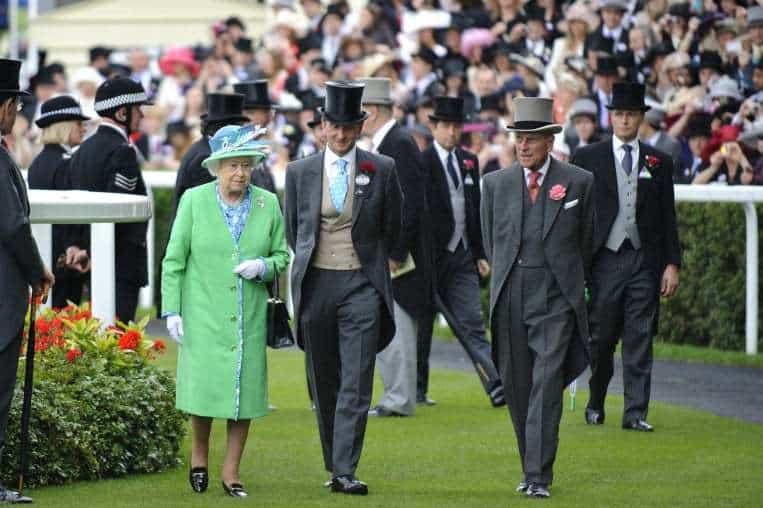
622, 419, 654, 432
489, 382, 506, 407
585, 408, 605, 425
222, 481, 248, 498
526, 483, 550, 498
330, 475, 368, 495
323, 478, 333, 488
0, 487, 33, 504
189, 467, 208, 493
515, 480, 528, 492
368, 405, 406, 417
416, 395, 437, 406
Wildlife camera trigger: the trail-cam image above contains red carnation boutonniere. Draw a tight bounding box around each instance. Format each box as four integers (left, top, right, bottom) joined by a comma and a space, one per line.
463, 159, 475, 171
549, 184, 567, 201
360, 161, 376, 174
645, 155, 660, 169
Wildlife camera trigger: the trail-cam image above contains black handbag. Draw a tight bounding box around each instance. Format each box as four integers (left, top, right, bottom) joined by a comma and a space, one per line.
267, 274, 295, 349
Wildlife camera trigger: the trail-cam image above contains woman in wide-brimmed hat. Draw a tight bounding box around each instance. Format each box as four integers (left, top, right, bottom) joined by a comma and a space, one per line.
27, 95, 91, 308
546, 2, 598, 93
157, 47, 200, 121
162, 123, 290, 498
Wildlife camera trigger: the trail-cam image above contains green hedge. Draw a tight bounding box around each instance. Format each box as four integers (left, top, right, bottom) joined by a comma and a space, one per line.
0, 356, 184, 487
151, 191, 759, 351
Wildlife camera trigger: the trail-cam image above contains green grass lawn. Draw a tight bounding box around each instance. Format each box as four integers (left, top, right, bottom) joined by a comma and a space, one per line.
23, 341, 763, 507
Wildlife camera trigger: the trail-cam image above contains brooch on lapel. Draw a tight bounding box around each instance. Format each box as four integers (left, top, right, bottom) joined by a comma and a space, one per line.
255, 196, 265, 208
549, 184, 567, 201
356, 161, 375, 190
355, 174, 370, 186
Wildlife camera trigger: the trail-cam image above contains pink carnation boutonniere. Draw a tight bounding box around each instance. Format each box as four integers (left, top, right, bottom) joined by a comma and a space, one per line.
645, 155, 660, 169
463, 159, 475, 171
360, 161, 376, 174
549, 184, 567, 201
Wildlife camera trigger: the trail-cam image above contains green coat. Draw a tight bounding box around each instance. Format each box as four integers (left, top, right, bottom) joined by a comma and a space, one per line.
162, 182, 289, 420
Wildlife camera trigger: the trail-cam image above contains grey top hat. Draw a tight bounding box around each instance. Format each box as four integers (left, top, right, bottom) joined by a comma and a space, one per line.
739, 120, 763, 149
506, 97, 563, 134
359, 77, 393, 106
569, 98, 598, 121
749, 6, 763, 27
709, 76, 743, 101
644, 108, 666, 128
598, 0, 629, 12
510, 53, 545, 79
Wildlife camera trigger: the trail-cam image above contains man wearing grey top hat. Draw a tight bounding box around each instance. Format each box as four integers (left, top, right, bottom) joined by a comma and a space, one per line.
359, 77, 431, 418
482, 97, 594, 498
640, 108, 683, 174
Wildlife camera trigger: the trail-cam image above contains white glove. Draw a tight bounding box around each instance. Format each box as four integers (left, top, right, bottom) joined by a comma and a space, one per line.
233, 259, 267, 280
166, 315, 184, 345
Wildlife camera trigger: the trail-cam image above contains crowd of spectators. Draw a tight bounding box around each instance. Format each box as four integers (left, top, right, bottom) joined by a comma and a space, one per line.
9, 0, 763, 186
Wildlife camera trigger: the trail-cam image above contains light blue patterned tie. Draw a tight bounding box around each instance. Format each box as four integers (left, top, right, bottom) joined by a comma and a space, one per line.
330, 158, 349, 213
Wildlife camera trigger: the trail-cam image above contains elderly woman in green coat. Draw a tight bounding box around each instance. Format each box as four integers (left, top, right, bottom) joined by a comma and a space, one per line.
162, 124, 289, 498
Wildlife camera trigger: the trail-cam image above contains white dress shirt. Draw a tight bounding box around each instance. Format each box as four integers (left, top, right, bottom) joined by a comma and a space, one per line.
523, 156, 551, 188
433, 140, 462, 183
324, 144, 357, 182
371, 119, 397, 154
612, 135, 640, 174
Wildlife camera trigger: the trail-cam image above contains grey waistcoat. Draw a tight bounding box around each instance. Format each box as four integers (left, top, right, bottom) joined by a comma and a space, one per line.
606, 148, 641, 251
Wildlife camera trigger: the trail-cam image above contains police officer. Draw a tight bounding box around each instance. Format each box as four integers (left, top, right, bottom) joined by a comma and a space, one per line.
173, 92, 249, 205
69, 77, 152, 323
233, 80, 277, 194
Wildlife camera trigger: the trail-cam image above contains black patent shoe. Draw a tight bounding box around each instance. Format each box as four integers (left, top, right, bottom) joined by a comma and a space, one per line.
330, 475, 368, 495
222, 481, 248, 498
526, 483, 551, 498
585, 407, 605, 425
622, 419, 654, 432
189, 467, 208, 493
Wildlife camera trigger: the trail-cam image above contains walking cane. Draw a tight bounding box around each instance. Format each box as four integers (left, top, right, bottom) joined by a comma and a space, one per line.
17, 296, 38, 495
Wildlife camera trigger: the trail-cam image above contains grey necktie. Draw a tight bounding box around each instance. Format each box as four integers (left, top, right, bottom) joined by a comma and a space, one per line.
622, 144, 633, 176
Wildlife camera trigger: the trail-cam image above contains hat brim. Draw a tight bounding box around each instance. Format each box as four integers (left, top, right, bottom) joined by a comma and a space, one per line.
0, 89, 31, 96
318, 108, 368, 125
242, 102, 276, 110
506, 124, 563, 135
201, 114, 251, 125
36, 113, 92, 129
201, 149, 268, 169
605, 105, 650, 112
428, 114, 466, 123
362, 98, 394, 106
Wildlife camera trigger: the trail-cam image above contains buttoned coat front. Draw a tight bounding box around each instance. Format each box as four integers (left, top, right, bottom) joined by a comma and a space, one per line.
162, 182, 289, 420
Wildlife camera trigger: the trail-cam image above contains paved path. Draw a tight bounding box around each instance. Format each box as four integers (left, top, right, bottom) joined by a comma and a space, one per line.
429, 340, 763, 424
146, 320, 763, 424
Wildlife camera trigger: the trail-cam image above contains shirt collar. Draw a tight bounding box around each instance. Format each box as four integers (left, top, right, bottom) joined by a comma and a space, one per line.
612, 135, 638, 155
523, 156, 551, 181
433, 140, 454, 163
371, 119, 397, 153
100, 121, 129, 141
324, 144, 357, 178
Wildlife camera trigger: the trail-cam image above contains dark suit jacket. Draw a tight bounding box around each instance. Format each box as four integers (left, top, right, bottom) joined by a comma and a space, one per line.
376, 123, 432, 318
584, 27, 629, 56
284, 148, 403, 352
0, 146, 45, 348
174, 136, 213, 207
481, 158, 594, 386
570, 139, 681, 279
422, 144, 485, 261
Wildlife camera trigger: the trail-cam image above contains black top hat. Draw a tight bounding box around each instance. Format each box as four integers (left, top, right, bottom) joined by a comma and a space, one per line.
320, 80, 368, 125
480, 93, 503, 113
233, 80, 274, 110
0, 59, 30, 96
685, 112, 713, 139
324, 3, 345, 19
429, 96, 466, 123
606, 82, 650, 112
235, 37, 254, 53
307, 108, 323, 128
595, 55, 618, 76
164, 119, 191, 144
201, 93, 250, 124
89, 46, 112, 62
698, 51, 723, 72
298, 33, 322, 54
412, 47, 437, 67
667, 2, 691, 19
442, 59, 466, 78
94, 78, 152, 114
35, 95, 90, 128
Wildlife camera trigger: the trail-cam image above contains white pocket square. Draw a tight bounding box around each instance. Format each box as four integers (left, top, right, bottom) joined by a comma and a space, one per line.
563, 199, 579, 210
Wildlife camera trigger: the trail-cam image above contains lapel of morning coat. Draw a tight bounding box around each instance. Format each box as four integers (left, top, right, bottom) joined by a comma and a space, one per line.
506, 162, 524, 237
352, 148, 373, 227
307, 151, 324, 244
542, 157, 571, 240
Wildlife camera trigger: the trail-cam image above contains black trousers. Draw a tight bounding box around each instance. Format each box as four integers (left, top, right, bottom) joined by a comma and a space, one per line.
51, 269, 85, 309
587, 247, 658, 422
494, 267, 574, 485
419, 245, 501, 398
301, 268, 381, 477
416, 304, 436, 399
0, 331, 23, 467
116, 281, 141, 324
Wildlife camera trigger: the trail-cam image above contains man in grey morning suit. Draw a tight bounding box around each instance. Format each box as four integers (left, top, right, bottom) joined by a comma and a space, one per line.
284, 81, 402, 495
482, 98, 594, 499
0, 58, 54, 505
